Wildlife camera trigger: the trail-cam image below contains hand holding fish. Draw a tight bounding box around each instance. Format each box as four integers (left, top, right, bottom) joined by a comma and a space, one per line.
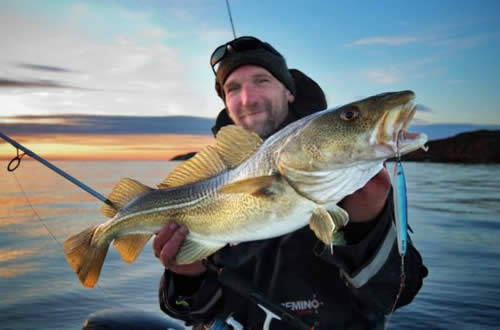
339, 169, 392, 222
153, 222, 207, 276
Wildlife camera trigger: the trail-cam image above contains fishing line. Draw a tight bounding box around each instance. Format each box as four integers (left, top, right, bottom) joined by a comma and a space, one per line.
384, 222, 408, 330
11, 171, 62, 246
0, 132, 117, 297
388, 258, 406, 314
8, 169, 116, 298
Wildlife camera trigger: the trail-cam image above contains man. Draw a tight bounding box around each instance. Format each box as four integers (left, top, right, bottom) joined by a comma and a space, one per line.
154, 36, 427, 329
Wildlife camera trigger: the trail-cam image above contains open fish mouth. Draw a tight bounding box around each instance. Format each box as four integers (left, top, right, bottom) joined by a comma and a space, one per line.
375, 93, 428, 156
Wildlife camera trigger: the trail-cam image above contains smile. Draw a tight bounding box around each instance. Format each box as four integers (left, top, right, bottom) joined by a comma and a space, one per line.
241, 110, 265, 119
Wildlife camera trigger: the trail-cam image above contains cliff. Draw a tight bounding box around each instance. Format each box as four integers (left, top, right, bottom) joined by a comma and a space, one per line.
402, 130, 500, 163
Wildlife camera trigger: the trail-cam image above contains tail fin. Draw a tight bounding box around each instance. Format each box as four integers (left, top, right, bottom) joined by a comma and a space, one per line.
63, 225, 109, 288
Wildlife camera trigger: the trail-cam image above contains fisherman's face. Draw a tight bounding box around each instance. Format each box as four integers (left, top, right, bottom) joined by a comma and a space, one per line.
223, 65, 295, 138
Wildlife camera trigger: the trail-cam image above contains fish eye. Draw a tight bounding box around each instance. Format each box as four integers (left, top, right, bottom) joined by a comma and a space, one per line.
340, 107, 359, 121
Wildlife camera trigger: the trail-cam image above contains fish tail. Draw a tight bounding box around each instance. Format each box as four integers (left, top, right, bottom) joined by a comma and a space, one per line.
63, 224, 109, 288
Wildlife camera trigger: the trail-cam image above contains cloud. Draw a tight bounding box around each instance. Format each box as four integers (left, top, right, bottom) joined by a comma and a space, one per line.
364, 70, 400, 84
0, 4, 222, 118
0, 78, 84, 89
416, 104, 433, 113
349, 36, 420, 46
358, 54, 442, 85
141, 27, 167, 39
349, 30, 497, 50
17, 62, 77, 73
408, 118, 430, 126
0, 115, 213, 135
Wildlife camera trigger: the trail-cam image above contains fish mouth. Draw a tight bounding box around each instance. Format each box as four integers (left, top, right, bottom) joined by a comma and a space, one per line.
375, 93, 428, 157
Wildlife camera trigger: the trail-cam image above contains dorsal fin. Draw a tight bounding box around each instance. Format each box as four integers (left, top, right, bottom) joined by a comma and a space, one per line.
158, 145, 227, 189
101, 178, 153, 218
215, 125, 263, 168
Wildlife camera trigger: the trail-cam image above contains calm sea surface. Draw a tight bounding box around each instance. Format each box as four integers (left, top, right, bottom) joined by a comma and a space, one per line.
1, 160, 499, 330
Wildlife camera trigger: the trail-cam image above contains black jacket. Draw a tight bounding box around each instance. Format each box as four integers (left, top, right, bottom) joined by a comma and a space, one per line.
158, 70, 427, 329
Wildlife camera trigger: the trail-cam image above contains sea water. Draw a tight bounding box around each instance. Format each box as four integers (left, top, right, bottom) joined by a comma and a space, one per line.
0, 161, 499, 329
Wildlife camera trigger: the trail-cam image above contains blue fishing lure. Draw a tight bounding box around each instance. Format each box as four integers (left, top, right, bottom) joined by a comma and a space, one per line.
393, 160, 408, 257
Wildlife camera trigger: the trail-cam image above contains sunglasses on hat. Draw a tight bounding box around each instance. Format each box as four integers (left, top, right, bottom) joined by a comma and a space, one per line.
210, 36, 283, 74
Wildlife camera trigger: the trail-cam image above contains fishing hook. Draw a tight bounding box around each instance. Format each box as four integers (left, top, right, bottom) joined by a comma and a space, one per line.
396, 130, 403, 160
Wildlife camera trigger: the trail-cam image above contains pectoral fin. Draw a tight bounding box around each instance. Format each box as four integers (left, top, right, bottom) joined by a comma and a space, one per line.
309, 206, 349, 250
309, 208, 336, 247
175, 238, 225, 265
218, 175, 280, 197
327, 205, 350, 228
113, 234, 152, 264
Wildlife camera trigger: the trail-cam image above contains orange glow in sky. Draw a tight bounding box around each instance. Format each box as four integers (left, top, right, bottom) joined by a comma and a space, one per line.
0, 134, 214, 160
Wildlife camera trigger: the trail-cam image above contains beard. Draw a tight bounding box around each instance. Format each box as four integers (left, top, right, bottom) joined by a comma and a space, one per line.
239, 94, 289, 139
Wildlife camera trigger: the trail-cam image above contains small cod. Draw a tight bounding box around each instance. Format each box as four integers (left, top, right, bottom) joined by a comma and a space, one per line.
64, 90, 428, 288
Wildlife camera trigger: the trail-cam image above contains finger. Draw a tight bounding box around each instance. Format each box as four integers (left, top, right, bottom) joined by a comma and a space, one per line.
153, 222, 178, 258
160, 226, 189, 267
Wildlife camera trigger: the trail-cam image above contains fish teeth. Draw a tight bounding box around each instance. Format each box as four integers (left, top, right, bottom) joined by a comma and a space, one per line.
401, 102, 416, 131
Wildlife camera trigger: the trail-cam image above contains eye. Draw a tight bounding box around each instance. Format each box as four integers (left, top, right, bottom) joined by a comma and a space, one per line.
224, 84, 240, 94
340, 107, 359, 121
255, 77, 270, 85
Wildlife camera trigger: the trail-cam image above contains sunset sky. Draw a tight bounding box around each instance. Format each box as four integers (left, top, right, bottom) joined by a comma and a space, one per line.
0, 0, 499, 160
0, 134, 214, 161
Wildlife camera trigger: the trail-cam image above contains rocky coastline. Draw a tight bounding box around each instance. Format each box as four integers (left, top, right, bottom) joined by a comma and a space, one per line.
402, 130, 500, 164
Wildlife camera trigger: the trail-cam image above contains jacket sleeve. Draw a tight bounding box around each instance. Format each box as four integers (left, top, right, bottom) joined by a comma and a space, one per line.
158, 268, 223, 325
314, 189, 428, 314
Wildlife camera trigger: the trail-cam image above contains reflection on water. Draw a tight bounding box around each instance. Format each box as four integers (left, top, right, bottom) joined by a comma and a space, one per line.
0, 263, 39, 278
1, 160, 177, 330
387, 162, 500, 330
1, 161, 500, 329
0, 247, 41, 263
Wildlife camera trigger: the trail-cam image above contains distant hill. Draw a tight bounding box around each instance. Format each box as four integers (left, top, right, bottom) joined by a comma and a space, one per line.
410, 123, 500, 140
402, 130, 500, 163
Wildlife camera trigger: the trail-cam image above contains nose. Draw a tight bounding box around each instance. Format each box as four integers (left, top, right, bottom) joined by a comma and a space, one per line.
240, 84, 258, 107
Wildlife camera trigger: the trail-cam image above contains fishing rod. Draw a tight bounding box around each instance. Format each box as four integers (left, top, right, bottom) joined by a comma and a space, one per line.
225, 0, 237, 39
0, 130, 115, 208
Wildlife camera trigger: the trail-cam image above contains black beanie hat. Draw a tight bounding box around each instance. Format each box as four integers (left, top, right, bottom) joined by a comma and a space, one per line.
215, 47, 296, 99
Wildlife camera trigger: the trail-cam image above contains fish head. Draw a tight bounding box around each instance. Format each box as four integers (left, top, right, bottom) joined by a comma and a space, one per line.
277, 90, 428, 172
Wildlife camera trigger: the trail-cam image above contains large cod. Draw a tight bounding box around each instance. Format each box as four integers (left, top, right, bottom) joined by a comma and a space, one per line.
64, 90, 427, 288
